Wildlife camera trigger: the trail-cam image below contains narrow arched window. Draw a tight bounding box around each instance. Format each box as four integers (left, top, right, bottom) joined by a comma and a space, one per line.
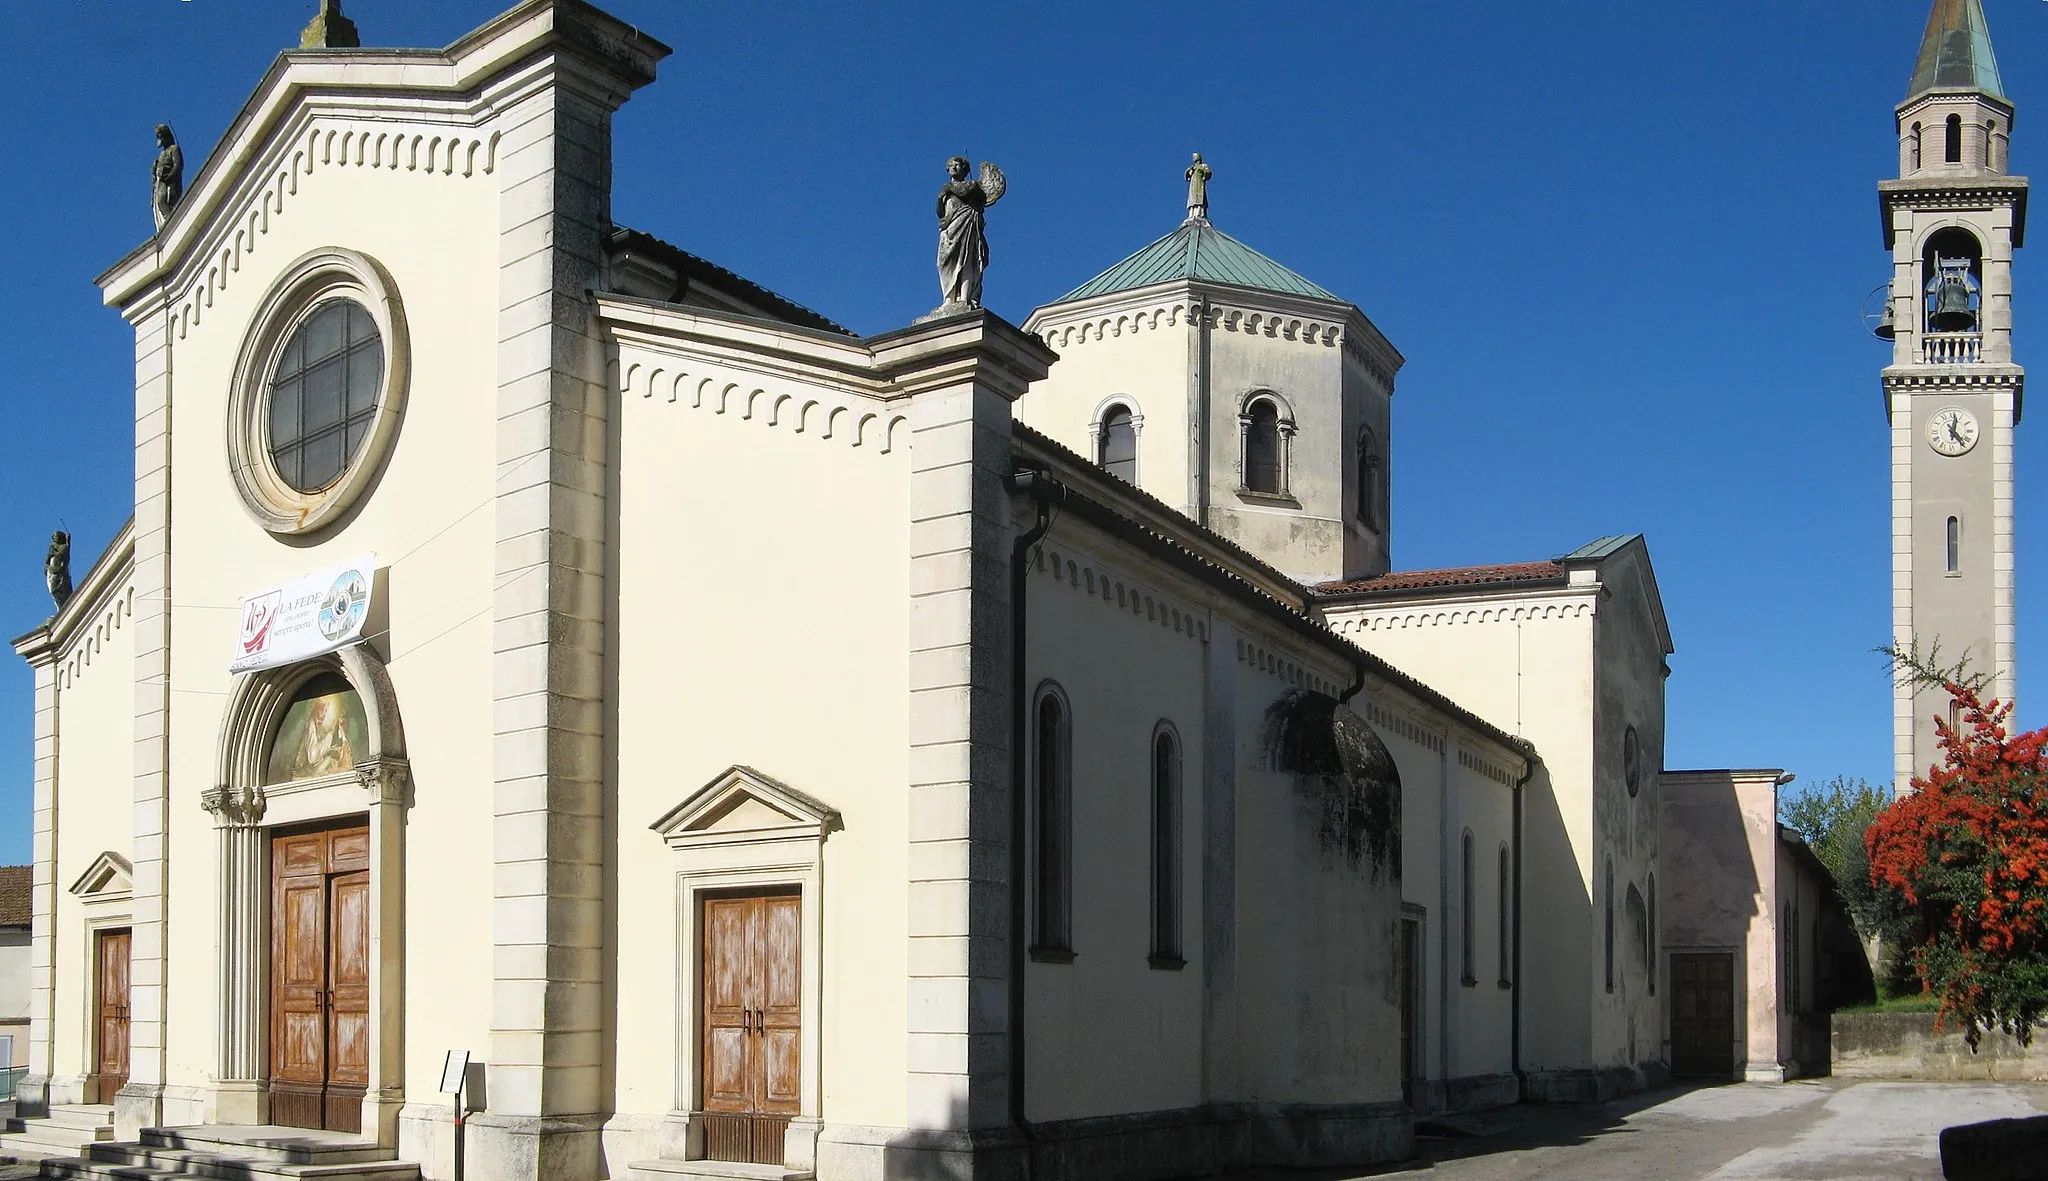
1647, 872, 1658, 997
1603, 857, 1615, 993
1947, 113, 1963, 164
1244, 399, 1282, 494
1909, 122, 1923, 171
1461, 830, 1477, 986
1987, 118, 1999, 168
1098, 403, 1137, 484
1150, 725, 1183, 967
1947, 516, 1962, 573
1498, 843, 1513, 987
1032, 686, 1073, 959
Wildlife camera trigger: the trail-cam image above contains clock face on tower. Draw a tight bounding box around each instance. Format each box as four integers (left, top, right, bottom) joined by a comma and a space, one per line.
1927, 407, 1981, 457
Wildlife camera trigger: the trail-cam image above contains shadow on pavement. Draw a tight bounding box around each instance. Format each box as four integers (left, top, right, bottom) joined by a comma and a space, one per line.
1214, 1081, 1729, 1179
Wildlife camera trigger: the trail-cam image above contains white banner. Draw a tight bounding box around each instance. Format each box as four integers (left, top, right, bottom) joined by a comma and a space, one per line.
230, 555, 377, 674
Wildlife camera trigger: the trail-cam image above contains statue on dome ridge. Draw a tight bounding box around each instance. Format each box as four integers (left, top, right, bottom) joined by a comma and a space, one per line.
1186, 152, 1212, 223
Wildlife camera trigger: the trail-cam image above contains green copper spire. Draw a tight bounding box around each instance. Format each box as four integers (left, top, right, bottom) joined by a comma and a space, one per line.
1906, 0, 2005, 101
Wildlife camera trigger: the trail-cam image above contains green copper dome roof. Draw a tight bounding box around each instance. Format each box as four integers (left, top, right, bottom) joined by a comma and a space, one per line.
1057, 219, 1341, 304
1907, 0, 2005, 101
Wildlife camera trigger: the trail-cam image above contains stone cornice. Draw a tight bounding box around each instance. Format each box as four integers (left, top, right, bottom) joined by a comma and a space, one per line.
869, 310, 1059, 401
1895, 89, 2014, 125
1878, 174, 2029, 248
602, 294, 896, 398
1022, 280, 1403, 390
98, 0, 672, 309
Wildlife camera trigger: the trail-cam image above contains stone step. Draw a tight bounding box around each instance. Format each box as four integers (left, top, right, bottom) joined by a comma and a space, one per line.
52, 1143, 418, 1181
629, 1159, 814, 1181
42, 1109, 114, 1132
135, 1128, 393, 1167
0, 1119, 112, 1153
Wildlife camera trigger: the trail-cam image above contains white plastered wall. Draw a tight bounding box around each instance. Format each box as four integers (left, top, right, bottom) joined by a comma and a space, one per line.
1020, 533, 1210, 1121
143, 115, 502, 1125
1326, 592, 1599, 1072
47, 587, 138, 1096
605, 333, 914, 1137
1016, 297, 1192, 512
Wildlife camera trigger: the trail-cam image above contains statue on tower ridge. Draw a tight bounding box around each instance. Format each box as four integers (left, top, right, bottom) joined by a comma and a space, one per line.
45, 531, 72, 610
151, 124, 183, 231
1185, 152, 1212, 223
301, 0, 361, 50
924, 156, 1005, 319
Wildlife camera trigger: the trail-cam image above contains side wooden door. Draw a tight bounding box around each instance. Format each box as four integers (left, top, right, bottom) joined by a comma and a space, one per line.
92, 929, 131, 1103
270, 822, 371, 1132
1670, 952, 1736, 1078
701, 891, 801, 1165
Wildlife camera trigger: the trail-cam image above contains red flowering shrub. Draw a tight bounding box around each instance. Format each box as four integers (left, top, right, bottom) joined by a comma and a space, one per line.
1867, 674, 2048, 1046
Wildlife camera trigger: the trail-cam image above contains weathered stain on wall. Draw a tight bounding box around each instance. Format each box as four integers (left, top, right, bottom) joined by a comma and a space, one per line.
1263, 689, 1401, 881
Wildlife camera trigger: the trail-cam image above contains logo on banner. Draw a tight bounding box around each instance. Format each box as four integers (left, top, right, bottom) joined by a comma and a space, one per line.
240, 592, 282, 661
318, 569, 370, 641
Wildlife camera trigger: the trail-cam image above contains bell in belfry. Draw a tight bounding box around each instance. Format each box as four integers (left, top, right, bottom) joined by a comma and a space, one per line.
1928, 256, 1979, 332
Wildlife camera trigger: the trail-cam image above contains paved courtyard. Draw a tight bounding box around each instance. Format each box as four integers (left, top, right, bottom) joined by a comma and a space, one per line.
1227, 1080, 2048, 1181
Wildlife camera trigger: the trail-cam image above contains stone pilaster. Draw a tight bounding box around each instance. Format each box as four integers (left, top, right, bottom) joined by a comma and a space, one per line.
119, 292, 174, 1139
202, 785, 268, 1126
471, 20, 664, 1181
12, 642, 58, 1117
874, 312, 1054, 1174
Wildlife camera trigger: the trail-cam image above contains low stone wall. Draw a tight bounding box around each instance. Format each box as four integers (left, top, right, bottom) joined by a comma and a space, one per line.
1832, 1012, 2048, 1081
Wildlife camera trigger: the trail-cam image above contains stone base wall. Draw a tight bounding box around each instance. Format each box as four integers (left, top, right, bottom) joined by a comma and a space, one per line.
1413, 1072, 1520, 1116
1521, 1064, 1661, 1104
1832, 1013, 2048, 1081
809, 1102, 1411, 1181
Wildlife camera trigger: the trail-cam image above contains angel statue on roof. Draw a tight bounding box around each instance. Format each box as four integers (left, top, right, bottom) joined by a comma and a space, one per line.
932, 156, 1005, 314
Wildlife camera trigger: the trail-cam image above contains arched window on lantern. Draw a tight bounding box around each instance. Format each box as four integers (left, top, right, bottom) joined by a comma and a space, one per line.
1097, 402, 1138, 484
1357, 428, 1382, 527
1946, 113, 1964, 164
1240, 394, 1292, 497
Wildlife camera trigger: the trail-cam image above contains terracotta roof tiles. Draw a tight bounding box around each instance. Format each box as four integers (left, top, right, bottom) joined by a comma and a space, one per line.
0, 865, 30, 928
1315, 561, 1566, 597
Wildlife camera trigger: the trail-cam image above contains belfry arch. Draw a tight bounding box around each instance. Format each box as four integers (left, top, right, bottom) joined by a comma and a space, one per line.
206, 643, 410, 1143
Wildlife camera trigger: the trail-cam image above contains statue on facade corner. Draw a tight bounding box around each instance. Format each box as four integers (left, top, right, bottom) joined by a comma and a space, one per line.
931, 156, 1005, 315
1185, 152, 1212, 223
45, 531, 72, 609
152, 124, 184, 231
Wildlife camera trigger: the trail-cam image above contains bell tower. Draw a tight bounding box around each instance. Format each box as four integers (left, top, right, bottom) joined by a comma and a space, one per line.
1882, 0, 2026, 785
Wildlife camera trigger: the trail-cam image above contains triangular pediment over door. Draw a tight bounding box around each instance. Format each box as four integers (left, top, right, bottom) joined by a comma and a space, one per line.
651, 764, 841, 846
68, 851, 133, 900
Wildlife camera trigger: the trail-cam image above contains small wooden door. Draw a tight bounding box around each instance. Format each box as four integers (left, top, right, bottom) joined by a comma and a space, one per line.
92, 929, 131, 1103
271, 821, 371, 1133
701, 891, 801, 1165
1671, 952, 1736, 1078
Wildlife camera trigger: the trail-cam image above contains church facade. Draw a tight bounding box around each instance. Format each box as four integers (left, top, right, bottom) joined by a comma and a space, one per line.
6, 1, 1961, 1179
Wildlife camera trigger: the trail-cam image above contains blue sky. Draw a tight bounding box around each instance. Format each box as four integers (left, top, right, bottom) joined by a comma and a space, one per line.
0, 0, 2039, 864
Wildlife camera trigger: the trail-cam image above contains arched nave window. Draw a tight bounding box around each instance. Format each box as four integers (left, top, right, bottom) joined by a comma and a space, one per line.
1096, 402, 1138, 484
1603, 856, 1616, 993
1460, 829, 1477, 986
1150, 723, 1184, 967
1498, 843, 1513, 988
1031, 683, 1074, 959
1647, 872, 1658, 996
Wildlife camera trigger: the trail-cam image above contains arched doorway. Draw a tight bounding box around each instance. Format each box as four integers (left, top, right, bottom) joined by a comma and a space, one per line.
207, 645, 409, 1143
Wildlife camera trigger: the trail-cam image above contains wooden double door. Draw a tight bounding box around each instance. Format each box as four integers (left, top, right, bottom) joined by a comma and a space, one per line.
271, 821, 371, 1133
1670, 952, 1736, 1078
701, 891, 801, 1166
92, 929, 131, 1103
